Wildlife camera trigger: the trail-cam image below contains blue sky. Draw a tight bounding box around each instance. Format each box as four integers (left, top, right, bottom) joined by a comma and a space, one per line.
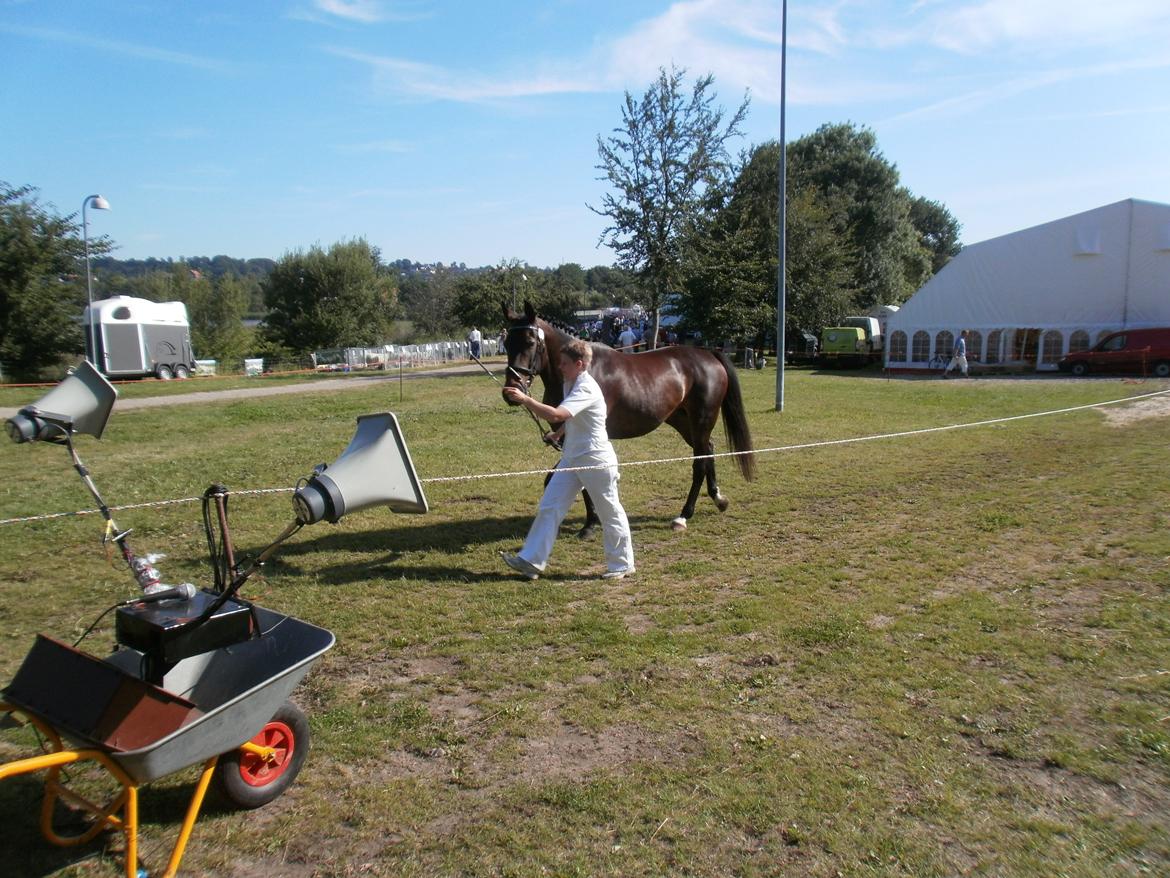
3, 0, 1168, 269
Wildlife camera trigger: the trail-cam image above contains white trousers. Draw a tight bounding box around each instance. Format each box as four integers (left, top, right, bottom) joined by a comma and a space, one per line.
519, 451, 635, 574
945, 353, 968, 375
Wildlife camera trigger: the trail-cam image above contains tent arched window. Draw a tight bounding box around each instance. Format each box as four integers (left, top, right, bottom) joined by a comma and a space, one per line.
888, 331, 907, 362
1069, 330, 1090, 353
986, 330, 1002, 364
1041, 330, 1064, 364
911, 331, 930, 362
967, 330, 983, 362
935, 331, 954, 359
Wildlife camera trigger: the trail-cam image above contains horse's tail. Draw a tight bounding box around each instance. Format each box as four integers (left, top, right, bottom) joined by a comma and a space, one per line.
717, 353, 756, 481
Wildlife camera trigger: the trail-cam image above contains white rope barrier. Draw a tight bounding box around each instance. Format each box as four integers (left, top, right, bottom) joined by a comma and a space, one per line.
2, 387, 1167, 528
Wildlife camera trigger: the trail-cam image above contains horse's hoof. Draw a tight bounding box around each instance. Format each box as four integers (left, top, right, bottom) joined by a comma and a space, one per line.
715, 495, 729, 512
671, 517, 688, 532
577, 524, 597, 540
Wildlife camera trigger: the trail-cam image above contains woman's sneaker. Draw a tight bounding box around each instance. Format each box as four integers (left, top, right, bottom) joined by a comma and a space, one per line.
501, 551, 540, 580
601, 568, 635, 580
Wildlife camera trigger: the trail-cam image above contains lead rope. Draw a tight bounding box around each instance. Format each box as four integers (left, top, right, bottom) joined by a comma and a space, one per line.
470, 354, 559, 448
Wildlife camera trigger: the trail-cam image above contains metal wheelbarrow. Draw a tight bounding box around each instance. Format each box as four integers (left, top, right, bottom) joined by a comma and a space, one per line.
0, 600, 334, 878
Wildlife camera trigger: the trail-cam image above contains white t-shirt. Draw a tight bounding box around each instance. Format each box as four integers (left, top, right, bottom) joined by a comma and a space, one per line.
559, 371, 614, 461
468, 329, 482, 343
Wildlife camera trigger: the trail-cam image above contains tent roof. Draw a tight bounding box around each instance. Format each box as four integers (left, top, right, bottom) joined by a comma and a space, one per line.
889, 198, 1170, 333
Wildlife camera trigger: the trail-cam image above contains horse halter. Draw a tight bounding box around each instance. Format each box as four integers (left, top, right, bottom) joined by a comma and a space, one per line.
506, 324, 546, 389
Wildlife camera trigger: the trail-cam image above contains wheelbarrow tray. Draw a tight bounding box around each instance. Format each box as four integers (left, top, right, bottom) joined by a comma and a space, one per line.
3, 606, 333, 784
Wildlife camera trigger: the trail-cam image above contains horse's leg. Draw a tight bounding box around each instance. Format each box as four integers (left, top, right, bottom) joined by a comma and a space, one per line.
699, 435, 729, 512
578, 489, 599, 539
666, 410, 705, 532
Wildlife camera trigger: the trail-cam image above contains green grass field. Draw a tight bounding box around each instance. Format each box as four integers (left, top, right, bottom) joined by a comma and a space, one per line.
1, 368, 1168, 877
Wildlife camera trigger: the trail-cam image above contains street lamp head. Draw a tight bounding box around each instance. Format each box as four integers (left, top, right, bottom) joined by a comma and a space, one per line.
86, 195, 111, 211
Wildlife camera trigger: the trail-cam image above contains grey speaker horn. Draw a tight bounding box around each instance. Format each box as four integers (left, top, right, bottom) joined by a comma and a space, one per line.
293, 412, 428, 525
6, 361, 118, 443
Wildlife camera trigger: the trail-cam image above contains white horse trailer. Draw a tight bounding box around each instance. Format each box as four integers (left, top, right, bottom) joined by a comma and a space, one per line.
84, 296, 197, 380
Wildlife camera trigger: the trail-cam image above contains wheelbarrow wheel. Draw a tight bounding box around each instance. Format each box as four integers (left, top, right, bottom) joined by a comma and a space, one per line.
214, 701, 309, 809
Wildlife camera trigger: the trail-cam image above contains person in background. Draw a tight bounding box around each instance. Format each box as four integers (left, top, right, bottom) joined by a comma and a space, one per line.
945, 329, 969, 378
500, 339, 635, 581
617, 324, 637, 353
468, 327, 482, 359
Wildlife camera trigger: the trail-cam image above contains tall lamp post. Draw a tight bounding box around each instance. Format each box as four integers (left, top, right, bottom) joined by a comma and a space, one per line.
82, 194, 111, 366
774, 0, 788, 411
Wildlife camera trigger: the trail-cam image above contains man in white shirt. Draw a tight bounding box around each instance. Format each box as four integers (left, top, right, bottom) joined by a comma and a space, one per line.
468, 327, 482, 359
501, 339, 635, 580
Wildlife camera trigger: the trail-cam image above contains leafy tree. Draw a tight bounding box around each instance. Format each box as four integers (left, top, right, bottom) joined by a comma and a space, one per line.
552, 262, 586, 292
584, 265, 637, 307
0, 183, 111, 378
592, 66, 749, 347
399, 265, 461, 339
677, 142, 854, 344
261, 239, 398, 353
185, 273, 252, 365
452, 260, 585, 330
909, 196, 962, 273
452, 271, 507, 331
787, 123, 932, 308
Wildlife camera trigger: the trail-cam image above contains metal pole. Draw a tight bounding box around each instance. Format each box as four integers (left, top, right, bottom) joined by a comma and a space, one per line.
774, 0, 788, 412
83, 197, 95, 365
82, 194, 109, 368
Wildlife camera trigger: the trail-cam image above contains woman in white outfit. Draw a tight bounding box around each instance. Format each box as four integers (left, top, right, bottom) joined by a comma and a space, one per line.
501, 339, 635, 580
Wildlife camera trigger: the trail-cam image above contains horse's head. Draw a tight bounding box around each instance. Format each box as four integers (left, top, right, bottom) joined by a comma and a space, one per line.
500, 300, 548, 405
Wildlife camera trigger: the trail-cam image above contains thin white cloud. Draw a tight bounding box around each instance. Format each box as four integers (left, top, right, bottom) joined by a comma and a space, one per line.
301, 0, 431, 24
156, 127, 212, 141
883, 51, 1170, 123
316, 0, 384, 23
882, 0, 1170, 53
326, 47, 599, 102
323, 0, 1166, 116
334, 139, 415, 154
327, 1, 790, 105
0, 23, 234, 72
137, 183, 230, 194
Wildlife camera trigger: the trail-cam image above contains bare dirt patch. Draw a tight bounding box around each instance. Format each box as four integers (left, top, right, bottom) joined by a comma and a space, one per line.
1100, 393, 1170, 427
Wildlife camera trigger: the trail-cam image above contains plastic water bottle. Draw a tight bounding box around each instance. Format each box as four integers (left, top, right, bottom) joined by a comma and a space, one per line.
131, 556, 162, 592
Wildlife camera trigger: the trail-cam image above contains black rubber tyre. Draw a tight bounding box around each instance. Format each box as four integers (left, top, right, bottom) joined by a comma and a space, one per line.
214, 701, 310, 809
174, 363, 190, 379
156, 364, 174, 380
1153, 361, 1170, 378
1070, 362, 1089, 377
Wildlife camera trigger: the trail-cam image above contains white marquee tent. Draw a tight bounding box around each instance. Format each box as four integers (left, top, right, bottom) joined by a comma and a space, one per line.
885, 198, 1170, 370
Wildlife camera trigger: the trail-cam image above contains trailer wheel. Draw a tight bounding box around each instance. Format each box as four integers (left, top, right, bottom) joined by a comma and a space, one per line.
215, 701, 310, 809
156, 364, 174, 381
174, 364, 190, 379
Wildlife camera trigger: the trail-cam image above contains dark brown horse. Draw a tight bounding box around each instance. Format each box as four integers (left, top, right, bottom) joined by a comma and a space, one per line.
501, 302, 755, 532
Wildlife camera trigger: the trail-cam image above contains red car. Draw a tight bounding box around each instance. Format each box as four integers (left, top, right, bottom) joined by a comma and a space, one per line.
1058, 328, 1170, 377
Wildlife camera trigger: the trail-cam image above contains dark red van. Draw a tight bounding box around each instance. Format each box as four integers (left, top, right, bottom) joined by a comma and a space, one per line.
1058, 328, 1170, 377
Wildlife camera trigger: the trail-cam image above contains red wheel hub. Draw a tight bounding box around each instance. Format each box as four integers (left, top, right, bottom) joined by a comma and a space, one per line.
238, 720, 296, 787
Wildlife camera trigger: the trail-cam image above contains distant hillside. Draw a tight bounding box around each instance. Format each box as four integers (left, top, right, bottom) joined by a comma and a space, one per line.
92, 255, 277, 280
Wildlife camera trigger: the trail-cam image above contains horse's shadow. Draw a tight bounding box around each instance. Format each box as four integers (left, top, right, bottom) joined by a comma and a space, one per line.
239, 513, 658, 587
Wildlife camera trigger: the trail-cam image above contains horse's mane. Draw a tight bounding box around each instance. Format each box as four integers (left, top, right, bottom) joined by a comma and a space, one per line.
536, 315, 578, 339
